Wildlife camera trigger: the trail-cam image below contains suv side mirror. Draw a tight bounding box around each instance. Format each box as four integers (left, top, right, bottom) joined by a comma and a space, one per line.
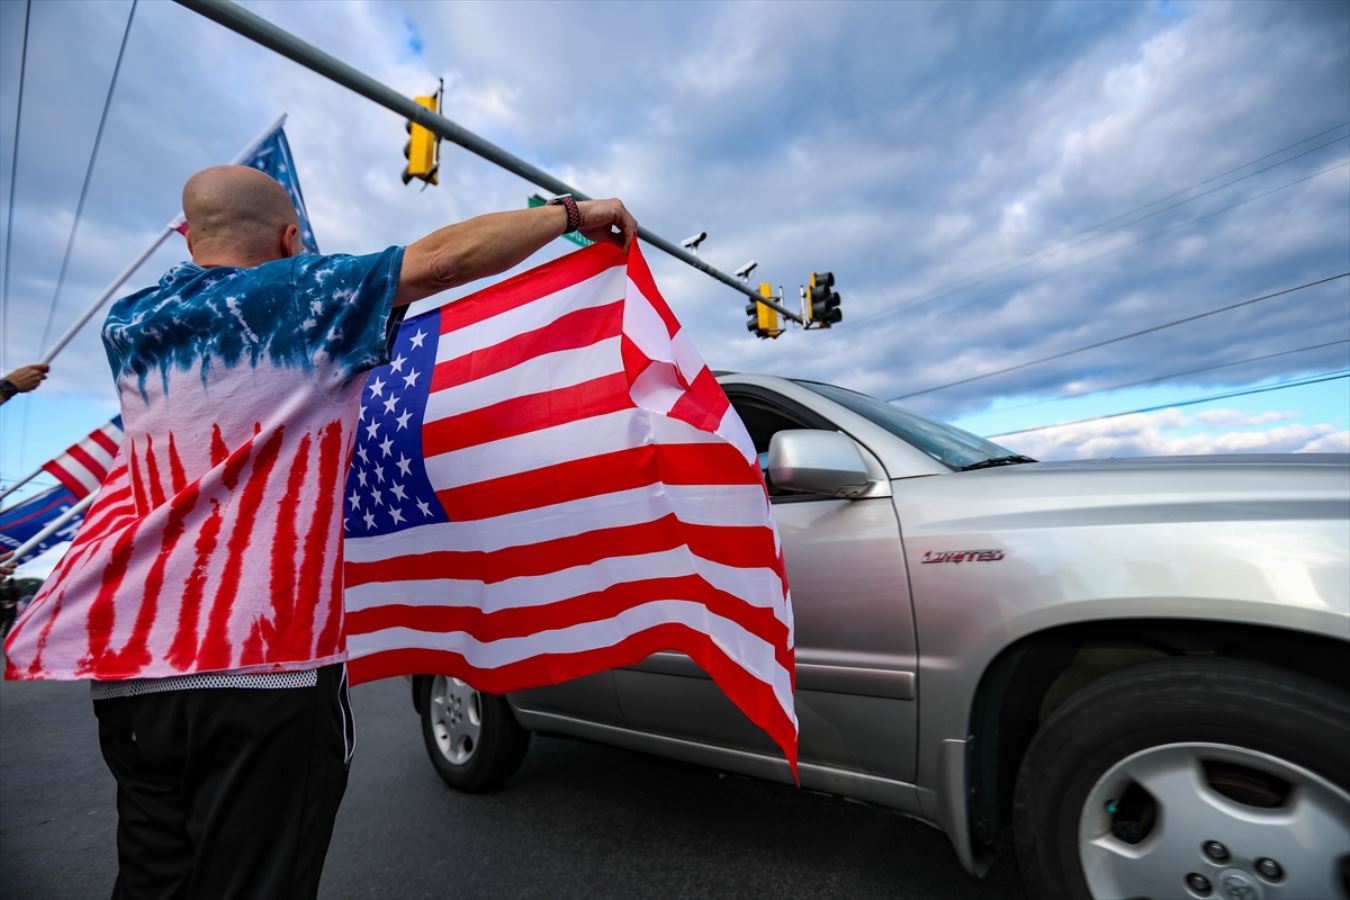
768, 430, 872, 498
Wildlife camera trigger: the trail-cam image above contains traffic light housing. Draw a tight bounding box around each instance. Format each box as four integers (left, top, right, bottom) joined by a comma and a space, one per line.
745, 282, 782, 339
807, 271, 842, 327
402, 92, 440, 186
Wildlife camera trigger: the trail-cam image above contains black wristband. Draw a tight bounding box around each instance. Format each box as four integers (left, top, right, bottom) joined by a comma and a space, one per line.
547, 194, 582, 234
0, 380, 17, 401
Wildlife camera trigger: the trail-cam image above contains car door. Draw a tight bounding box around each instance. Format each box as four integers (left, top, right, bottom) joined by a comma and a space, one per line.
613, 384, 920, 783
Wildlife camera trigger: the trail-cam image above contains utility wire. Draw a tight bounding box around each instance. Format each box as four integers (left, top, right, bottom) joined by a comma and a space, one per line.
38, 0, 137, 352
850, 121, 1350, 330
1, 0, 33, 376
960, 339, 1350, 420
888, 272, 1350, 401
988, 369, 1350, 438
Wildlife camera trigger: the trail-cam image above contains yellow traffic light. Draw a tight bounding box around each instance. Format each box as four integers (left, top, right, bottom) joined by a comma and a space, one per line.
745, 282, 782, 339
402, 93, 440, 186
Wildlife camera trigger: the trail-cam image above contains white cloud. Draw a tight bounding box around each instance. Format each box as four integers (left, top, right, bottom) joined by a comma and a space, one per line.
998, 406, 1344, 459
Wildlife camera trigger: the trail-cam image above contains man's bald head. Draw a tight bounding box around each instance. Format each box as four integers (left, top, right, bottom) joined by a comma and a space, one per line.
181, 165, 301, 267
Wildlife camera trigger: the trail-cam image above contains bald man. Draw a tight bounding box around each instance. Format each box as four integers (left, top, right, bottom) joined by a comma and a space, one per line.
6, 164, 636, 900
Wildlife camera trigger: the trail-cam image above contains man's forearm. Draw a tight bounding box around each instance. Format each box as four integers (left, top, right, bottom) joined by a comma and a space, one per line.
396, 206, 568, 306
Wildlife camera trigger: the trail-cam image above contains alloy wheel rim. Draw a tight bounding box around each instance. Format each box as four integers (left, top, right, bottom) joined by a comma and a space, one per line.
428, 675, 482, 766
1078, 742, 1349, 900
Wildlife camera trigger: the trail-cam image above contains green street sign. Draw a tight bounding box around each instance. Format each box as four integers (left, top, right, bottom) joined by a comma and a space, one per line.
528, 194, 593, 248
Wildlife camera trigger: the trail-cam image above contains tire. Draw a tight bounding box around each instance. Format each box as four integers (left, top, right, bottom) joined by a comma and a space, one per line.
419, 674, 531, 793
1013, 657, 1350, 900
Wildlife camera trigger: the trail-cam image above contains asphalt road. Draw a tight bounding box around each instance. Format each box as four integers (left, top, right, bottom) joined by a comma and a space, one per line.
1, 675, 1028, 900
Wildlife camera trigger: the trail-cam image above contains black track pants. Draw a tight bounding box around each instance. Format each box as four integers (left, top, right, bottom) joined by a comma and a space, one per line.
93, 665, 354, 900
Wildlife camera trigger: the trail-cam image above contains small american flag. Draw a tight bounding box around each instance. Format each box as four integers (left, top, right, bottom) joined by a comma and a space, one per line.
41, 417, 123, 499
342, 242, 798, 769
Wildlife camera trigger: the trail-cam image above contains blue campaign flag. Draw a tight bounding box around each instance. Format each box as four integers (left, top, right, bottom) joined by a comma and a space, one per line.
169, 124, 319, 254
0, 485, 85, 559
243, 128, 320, 253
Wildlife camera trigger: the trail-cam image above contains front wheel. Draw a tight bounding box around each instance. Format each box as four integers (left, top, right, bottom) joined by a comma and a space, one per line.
1014, 657, 1350, 900
419, 674, 531, 792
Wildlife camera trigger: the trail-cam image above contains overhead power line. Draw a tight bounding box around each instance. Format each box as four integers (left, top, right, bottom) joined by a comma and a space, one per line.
850, 121, 1350, 330
888, 271, 1350, 401
959, 338, 1350, 420
38, 0, 138, 353
1, 0, 33, 376
988, 369, 1350, 439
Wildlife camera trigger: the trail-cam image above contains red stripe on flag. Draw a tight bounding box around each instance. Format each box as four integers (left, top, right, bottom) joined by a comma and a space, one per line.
667, 367, 731, 433
345, 574, 792, 671
421, 373, 631, 457
89, 427, 119, 456
66, 444, 108, 485
346, 624, 798, 777
431, 301, 624, 393
197, 427, 284, 671
439, 243, 625, 334
626, 243, 680, 340
345, 514, 781, 588
435, 443, 764, 521
42, 460, 90, 499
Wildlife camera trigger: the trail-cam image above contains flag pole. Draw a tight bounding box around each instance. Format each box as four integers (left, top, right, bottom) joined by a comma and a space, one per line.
5, 492, 94, 565
39, 113, 290, 363
0, 462, 47, 506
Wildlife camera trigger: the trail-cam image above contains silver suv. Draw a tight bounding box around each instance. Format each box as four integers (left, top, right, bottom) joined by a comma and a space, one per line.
410, 373, 1350, 900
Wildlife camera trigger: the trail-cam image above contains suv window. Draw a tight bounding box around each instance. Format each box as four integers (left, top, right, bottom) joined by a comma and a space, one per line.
795, 380, 1014, 470
726, 395, 811, 498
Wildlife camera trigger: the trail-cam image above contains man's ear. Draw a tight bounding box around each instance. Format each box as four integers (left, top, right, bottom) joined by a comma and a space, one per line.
184, 226, 194, 254
282, 223, 301, 258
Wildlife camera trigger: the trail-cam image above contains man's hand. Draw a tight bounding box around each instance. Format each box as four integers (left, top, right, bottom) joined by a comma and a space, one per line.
0, 551, 15, 582
4, 364, 49, 393
576, 199, 638, 251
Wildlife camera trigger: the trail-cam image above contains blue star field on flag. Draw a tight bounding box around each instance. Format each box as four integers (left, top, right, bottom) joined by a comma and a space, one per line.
342, 308, 449, 537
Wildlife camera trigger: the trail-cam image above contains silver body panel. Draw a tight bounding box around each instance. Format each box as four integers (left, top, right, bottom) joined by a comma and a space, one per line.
509, 374, 1350, 870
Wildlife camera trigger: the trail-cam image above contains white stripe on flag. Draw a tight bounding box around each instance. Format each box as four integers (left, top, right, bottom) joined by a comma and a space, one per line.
424, 407, 727, 488
434, 268, 627, 363
348, 600, 796, 722
343, 483, 774, 562
346, 547, 786, 616
424, 338, 622, 420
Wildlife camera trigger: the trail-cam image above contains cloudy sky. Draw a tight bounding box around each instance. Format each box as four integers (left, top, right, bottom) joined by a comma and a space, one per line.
2, 0, 1348, 510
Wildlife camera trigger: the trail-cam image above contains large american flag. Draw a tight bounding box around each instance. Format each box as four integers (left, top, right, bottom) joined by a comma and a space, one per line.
342, 242, 798, 769
41, 417, 123, 499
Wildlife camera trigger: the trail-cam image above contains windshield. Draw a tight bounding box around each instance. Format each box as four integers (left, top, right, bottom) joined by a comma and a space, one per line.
795, 380, 1019, 470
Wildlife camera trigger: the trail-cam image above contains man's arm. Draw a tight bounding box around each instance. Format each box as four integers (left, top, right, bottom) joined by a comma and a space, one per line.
395, 199, 638, 308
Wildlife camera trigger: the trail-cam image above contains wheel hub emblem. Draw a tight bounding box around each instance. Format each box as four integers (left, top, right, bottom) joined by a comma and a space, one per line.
1217, 869, 1263, 900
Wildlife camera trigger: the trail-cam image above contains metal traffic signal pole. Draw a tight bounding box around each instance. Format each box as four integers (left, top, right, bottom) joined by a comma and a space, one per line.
172, 0, 803, 324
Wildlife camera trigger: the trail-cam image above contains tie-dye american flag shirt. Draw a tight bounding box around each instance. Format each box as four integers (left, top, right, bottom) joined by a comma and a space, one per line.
4, 248, 404, 681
